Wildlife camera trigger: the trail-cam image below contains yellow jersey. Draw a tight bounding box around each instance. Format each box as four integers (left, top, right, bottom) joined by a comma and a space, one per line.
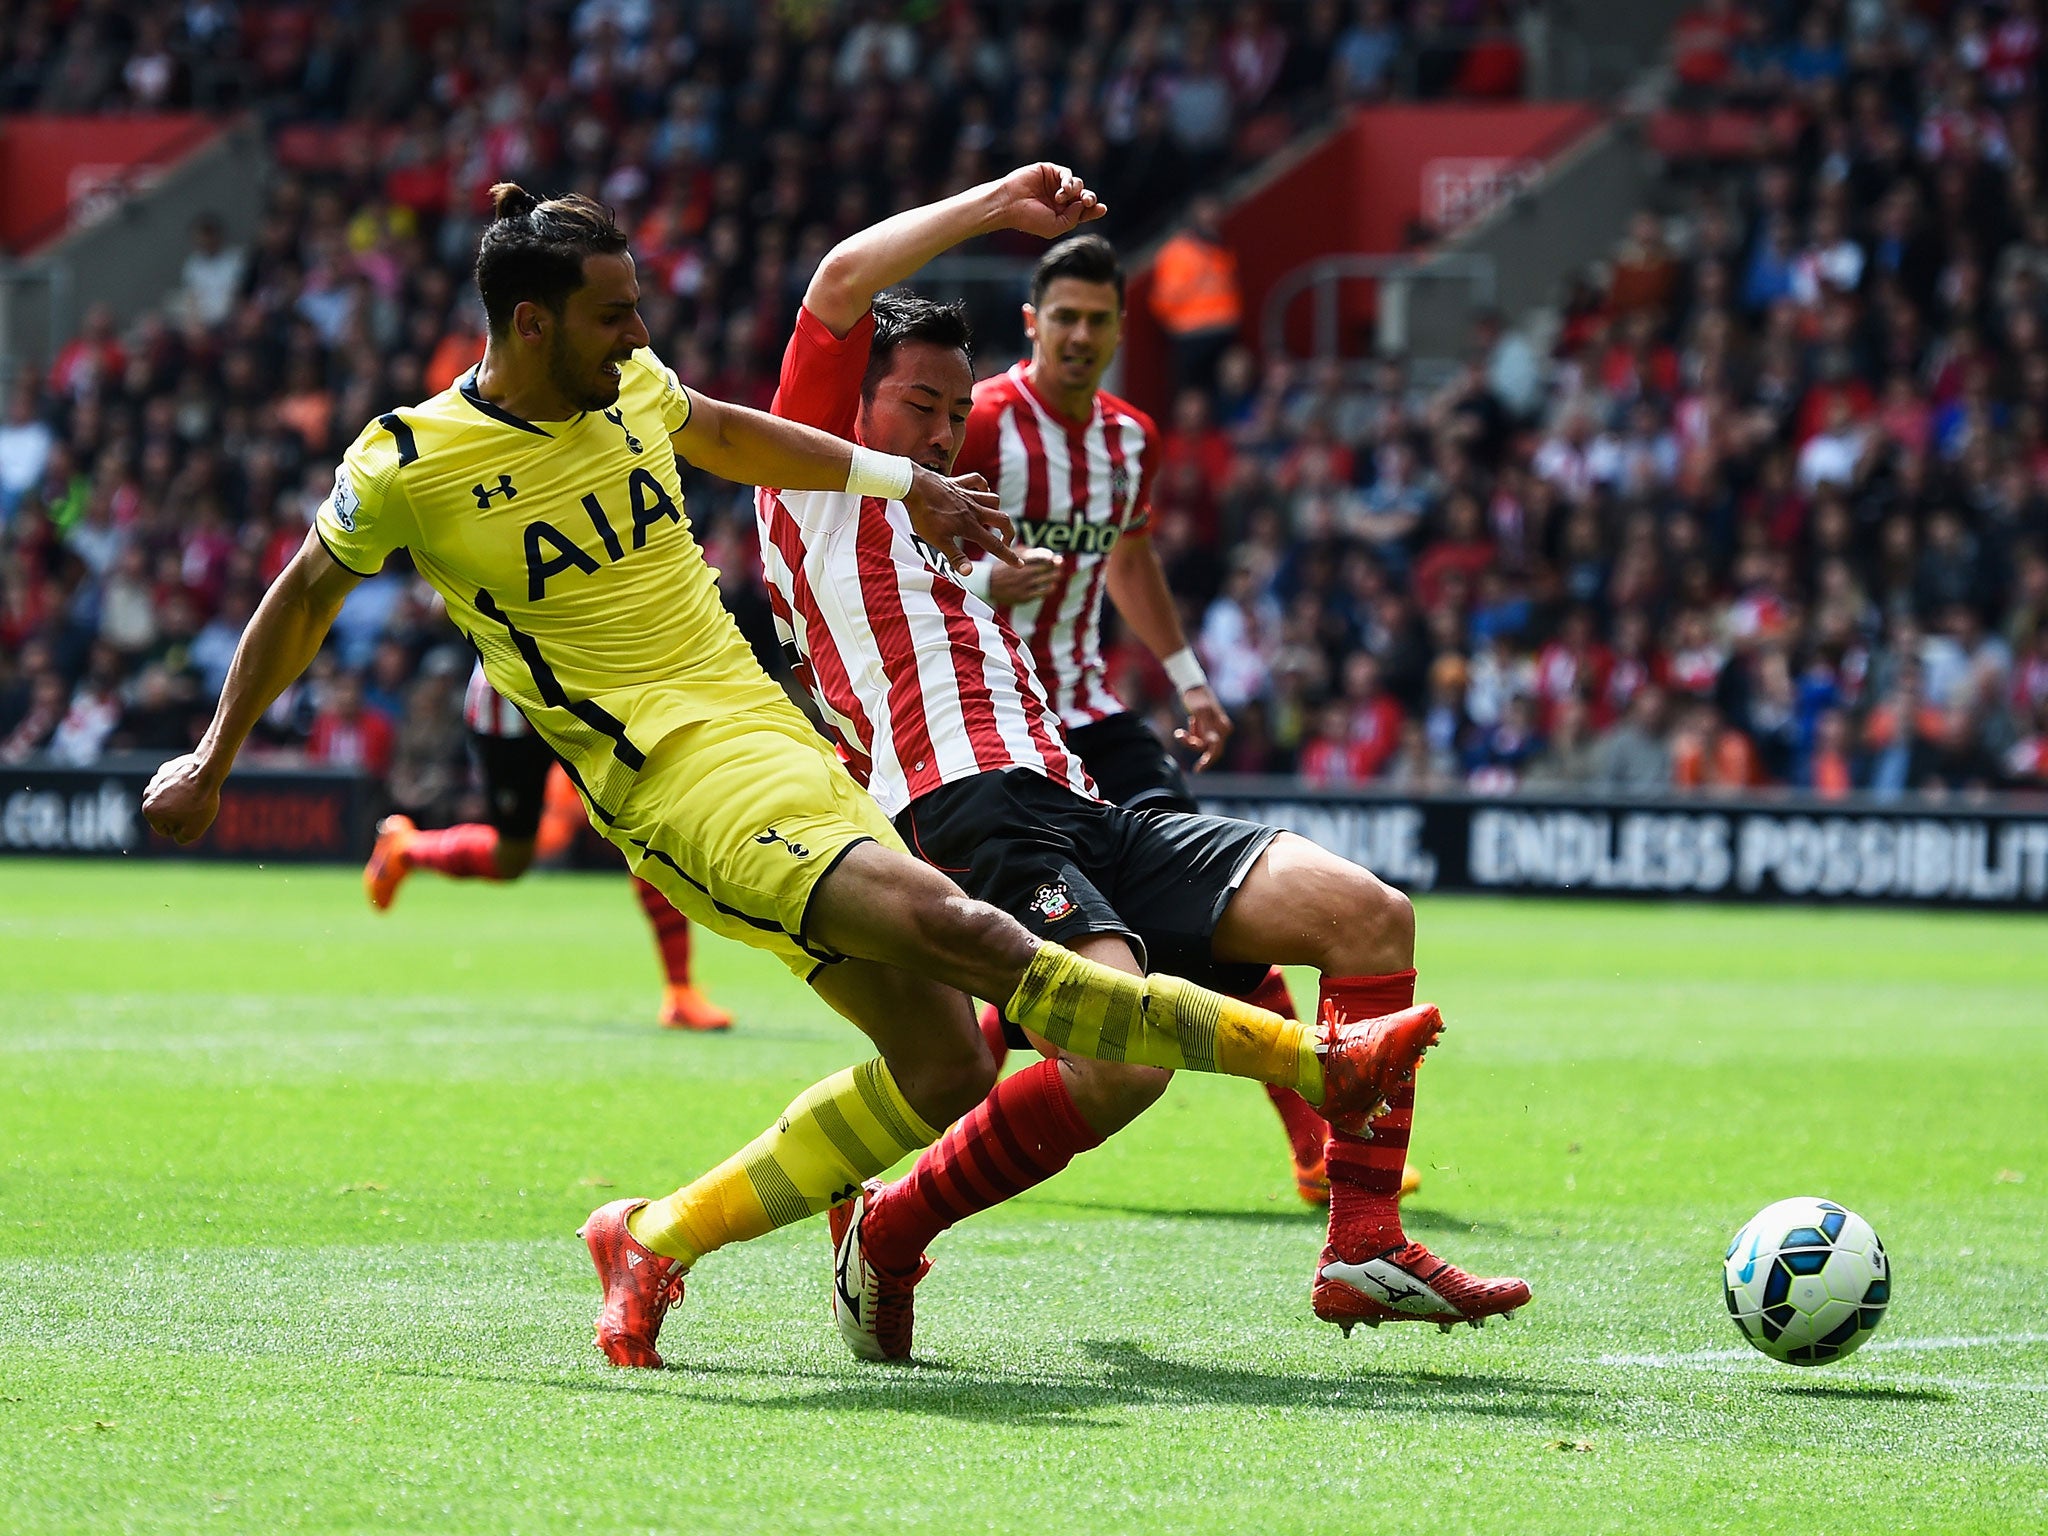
314, 348, 766, 824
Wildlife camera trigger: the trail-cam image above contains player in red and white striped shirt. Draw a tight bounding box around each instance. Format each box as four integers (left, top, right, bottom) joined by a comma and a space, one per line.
757, 164, 1524, 1363
755, 308, 1094, 814
955, 233, 1381, 1209
954, 331, 1165, 735
361, 661, 734, 1031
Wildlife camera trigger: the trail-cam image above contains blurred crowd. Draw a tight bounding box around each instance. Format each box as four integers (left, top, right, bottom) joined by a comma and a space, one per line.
0, 0, 1524, 823
1119, 0, 2048, 797
4, 0, 2045, 811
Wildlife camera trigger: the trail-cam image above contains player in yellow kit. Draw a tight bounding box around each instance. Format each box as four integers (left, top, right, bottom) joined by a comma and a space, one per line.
142, 175, 1446, 1369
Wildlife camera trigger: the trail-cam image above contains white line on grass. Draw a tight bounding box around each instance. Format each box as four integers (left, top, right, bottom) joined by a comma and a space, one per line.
1600, 1331, 2048, 1368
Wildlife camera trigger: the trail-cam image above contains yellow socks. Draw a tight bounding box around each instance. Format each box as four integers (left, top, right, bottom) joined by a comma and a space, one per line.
1003, 943, 1324, 1101
626, 1058, 940, 1266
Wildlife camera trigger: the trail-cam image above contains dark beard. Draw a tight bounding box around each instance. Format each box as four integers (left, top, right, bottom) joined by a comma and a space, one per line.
547, 331, 616, 414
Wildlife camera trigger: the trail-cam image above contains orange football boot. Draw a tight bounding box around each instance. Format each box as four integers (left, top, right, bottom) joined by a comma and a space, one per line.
362, 815, 418, 911
659, 984, 734, 1032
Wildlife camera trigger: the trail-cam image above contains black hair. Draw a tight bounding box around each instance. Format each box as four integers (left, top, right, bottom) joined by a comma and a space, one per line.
1030, 233, 1124, 308
474, 183, 629, 336
863, 290, 973, 399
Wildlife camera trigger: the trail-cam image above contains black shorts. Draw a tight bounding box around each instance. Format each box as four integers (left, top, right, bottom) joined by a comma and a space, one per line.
472, 730, 555, 841
1066, 710, 1198, 814
896, 768, 1278, 1025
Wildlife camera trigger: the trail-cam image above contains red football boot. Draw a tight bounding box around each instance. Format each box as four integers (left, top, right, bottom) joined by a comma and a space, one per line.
1314, 1003, 1445, 1136
1313, 1239, 1531, 1334
827, 1181, 929, 1362
578, 1198, 687, 1368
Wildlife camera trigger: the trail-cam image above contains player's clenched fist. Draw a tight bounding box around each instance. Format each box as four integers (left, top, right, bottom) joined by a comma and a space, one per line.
142, 753, 223, 844
995, 163, 1108, 239
904, 466, 1018, 575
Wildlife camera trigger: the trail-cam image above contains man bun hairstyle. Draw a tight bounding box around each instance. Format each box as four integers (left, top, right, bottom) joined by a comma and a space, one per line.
475, 183, 629, 335
1031, 232, 1124, 308
863, 289, 973, 400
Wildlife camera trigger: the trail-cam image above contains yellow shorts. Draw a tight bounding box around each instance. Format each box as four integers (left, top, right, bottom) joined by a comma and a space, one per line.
605, 686, 904, 980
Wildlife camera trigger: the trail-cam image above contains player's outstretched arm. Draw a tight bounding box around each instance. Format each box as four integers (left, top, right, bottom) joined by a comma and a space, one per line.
142, 529, 360, 843
1105, 533, 1232, 770
673, 392, 1019, 572
803, 163, 1106, 338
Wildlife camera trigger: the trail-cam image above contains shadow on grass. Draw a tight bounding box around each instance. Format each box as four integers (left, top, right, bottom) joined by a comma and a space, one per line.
388, 1340, 1590, 1428
1767, 1381, 1954, 1404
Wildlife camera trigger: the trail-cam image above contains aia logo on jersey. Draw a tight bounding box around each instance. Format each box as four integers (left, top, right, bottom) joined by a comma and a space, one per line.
1029, 882, 1076, 923
603, 408, 642, 454
523, 468, 683, 599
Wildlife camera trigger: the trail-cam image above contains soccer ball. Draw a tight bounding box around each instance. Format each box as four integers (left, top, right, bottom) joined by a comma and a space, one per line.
1722, 1196, 1890, 1366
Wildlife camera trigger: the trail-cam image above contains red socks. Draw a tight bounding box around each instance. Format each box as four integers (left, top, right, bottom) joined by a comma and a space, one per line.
862, 1058, 1102, 1274
633, 876, 693, 986
977, 1002, 1010, 1074
406, 823, 504, 880
1321, 969, 1419, 1256
1241, 967, 1325, 1169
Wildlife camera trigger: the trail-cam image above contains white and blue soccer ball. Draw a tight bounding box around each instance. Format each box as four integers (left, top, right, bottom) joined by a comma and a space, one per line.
1723, 1196, 1890, 1366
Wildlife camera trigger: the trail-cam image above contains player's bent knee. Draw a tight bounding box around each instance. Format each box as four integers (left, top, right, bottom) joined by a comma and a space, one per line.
1371, 877, 1415, 954
1315, 862, 1414, 974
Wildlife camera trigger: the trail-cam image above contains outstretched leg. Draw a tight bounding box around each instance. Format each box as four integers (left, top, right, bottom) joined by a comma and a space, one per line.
845, 935, 1164, 1357
804, 842, 1415, 1125
1214, 834, 1530, 1333
586, 955, 993, 1368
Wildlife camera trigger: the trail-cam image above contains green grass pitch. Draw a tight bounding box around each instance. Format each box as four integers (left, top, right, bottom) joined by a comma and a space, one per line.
3, 862, 2045, 1534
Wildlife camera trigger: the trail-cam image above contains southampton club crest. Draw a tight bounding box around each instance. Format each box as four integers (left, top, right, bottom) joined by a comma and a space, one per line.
1029, 882, 1076, 923
1109, 463, 1132, 511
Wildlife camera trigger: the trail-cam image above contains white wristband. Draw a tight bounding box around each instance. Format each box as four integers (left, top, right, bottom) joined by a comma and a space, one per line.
845, 445, 914, 500
959, 560, 994, 601
1163, 646, 1208, 694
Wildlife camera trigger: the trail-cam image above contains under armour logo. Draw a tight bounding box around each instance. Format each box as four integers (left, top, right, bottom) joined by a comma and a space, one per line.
472, 474, 518, 508
603, 408, 643, 454
753, 827, 811, 858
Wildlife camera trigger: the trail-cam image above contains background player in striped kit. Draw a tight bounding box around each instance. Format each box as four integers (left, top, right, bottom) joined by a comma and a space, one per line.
954, 234, 1423, 1207
361, 660, 733, 1031
754, 164, 1527, 1361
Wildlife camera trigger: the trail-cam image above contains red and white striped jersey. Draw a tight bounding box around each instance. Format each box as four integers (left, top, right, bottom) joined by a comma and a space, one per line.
753, 307, 1095, 819
955, 363, 1158, 729
463, 660, 530, 738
